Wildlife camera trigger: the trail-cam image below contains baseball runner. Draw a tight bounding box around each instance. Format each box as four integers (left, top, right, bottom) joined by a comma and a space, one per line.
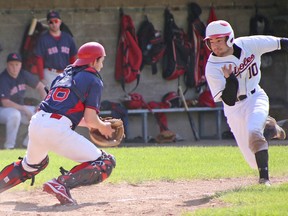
35, 10, 77, 87
0, 42, 116, 205
204, 20, 288, 186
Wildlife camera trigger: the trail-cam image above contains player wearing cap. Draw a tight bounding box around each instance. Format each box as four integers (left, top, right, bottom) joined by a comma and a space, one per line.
204, 20, 288, 186
0, 42, 116, 205
0, 53, 46, 149
35, 10, 77, 87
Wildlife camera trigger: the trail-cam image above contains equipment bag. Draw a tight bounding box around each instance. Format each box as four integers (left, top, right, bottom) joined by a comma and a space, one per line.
20, 20, 46, 75
186, 3, 211, 91
115, 10, 143, 93
137, 16, 166, 75
162, 9, 191, 81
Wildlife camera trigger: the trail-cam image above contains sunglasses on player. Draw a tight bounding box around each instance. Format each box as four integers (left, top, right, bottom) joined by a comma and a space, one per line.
48, 19, 59, 25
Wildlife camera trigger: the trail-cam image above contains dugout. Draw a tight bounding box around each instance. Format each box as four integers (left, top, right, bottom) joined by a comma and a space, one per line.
0, 0, 287, 146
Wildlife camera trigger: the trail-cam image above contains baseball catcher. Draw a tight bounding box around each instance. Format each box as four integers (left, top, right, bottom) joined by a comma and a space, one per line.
90, 117, 125, 147
0, 42, 116, 205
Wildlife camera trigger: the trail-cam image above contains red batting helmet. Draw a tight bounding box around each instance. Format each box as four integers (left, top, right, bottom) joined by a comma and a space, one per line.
73, 42, 106, 66
204, 20, 234, 50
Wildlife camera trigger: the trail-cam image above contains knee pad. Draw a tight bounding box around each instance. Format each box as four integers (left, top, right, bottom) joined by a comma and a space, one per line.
22, 156, 49, 176
0, 156, 49, 193
57, 151, 116, 189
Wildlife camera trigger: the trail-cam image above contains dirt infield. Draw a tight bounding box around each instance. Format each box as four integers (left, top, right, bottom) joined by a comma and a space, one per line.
1, 176, 287, 216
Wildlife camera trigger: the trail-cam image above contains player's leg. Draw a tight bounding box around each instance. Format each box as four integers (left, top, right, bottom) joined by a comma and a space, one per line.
20, 105, 37, 147
40, 122, 116, 204
0, 107, 21, 149
0, 108, 53, 193
43, 148, 116, 205
43, 68, 58, 87
226, 107, 258, 169
247, 91, 271, 186
0, 156, 49, 193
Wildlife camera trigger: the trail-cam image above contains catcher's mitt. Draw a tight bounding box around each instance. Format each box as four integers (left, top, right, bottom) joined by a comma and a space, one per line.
89, 117, 125, 147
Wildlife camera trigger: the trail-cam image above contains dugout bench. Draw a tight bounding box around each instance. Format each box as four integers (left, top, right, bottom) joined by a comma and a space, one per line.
100, 106, 224, 143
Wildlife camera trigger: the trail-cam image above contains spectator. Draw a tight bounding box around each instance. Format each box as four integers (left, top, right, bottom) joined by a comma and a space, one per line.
35, 10, 77, 87
0, 53, 46, 149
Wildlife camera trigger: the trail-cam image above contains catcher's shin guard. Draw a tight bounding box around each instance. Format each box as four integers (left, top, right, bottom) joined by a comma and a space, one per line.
0, 156, 49, 193
57, 151, 116, 189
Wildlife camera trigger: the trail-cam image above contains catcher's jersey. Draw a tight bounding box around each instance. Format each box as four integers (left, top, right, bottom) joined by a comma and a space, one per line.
40, 66, 103, 129
205, 35, 281, 103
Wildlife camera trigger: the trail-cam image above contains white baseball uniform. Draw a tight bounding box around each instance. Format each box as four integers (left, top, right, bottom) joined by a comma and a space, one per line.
205, 36, 281, 169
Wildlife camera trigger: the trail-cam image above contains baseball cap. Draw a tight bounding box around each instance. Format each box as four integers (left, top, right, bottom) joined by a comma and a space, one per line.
7, 53, 22, 62
47, 10, 61, 20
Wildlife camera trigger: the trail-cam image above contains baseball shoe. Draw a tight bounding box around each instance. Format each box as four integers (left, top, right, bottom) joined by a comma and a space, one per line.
259, 178, 271, 187
264, 116, 286, 140
43, 178, 77, 205
275, 124, 286, 140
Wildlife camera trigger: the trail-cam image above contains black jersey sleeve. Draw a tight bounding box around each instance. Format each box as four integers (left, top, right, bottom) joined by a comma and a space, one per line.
280, 38, 288, 52
221, 73, 239, 106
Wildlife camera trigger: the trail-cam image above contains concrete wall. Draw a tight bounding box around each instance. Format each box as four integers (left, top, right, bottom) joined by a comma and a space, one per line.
0, 0, 287, 142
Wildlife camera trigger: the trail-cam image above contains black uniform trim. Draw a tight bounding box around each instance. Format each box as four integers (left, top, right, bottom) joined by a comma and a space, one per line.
280, 38, 288, 52
220, 44, 242, 106
222, 73, 239, 106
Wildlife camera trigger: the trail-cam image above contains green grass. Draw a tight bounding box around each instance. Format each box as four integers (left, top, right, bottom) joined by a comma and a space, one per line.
192, 183, 288, 216
1, 145, 288, 215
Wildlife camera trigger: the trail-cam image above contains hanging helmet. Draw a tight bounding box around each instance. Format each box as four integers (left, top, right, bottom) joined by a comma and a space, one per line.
162, 91, 181, 108
198, 90, 216, 108
204, 20, 234, 50
73, 42, 106, 66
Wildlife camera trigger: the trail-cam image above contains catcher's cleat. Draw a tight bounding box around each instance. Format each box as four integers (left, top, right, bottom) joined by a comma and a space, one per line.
259, 178, 271, 187
43, 179, 77, 205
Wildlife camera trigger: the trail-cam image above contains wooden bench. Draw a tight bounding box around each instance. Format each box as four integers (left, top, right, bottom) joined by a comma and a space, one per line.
100, 106, 224, 143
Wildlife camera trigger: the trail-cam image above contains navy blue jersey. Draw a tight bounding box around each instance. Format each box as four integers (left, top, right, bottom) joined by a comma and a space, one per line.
34, 30, 77, 70
40, 66, 103, 129
0, 69, 39, 105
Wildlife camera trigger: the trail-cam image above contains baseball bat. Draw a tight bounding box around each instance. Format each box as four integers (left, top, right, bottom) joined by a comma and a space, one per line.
28, 18, 37, 36
23, 18, 38, 51
178, 85, 200, 141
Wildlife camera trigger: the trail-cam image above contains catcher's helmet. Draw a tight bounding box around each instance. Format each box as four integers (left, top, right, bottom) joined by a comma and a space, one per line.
162, 91, 180, 108
73, 42, 106, 66
204, 20, 234, 50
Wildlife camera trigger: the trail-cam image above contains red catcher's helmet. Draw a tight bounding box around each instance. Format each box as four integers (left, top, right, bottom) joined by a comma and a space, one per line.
198, 90, 216, 108
162, 91, 181, 108
204, 20, 234, 50
73, 42, 106, 66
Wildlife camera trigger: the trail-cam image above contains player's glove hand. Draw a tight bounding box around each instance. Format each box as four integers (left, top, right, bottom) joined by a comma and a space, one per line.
89, 117, 125, 147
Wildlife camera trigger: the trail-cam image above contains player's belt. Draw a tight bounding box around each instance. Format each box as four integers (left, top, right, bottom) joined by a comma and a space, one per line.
237, 88, 256, 101
50, 113, 63, 119
47, 68, 64, 73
